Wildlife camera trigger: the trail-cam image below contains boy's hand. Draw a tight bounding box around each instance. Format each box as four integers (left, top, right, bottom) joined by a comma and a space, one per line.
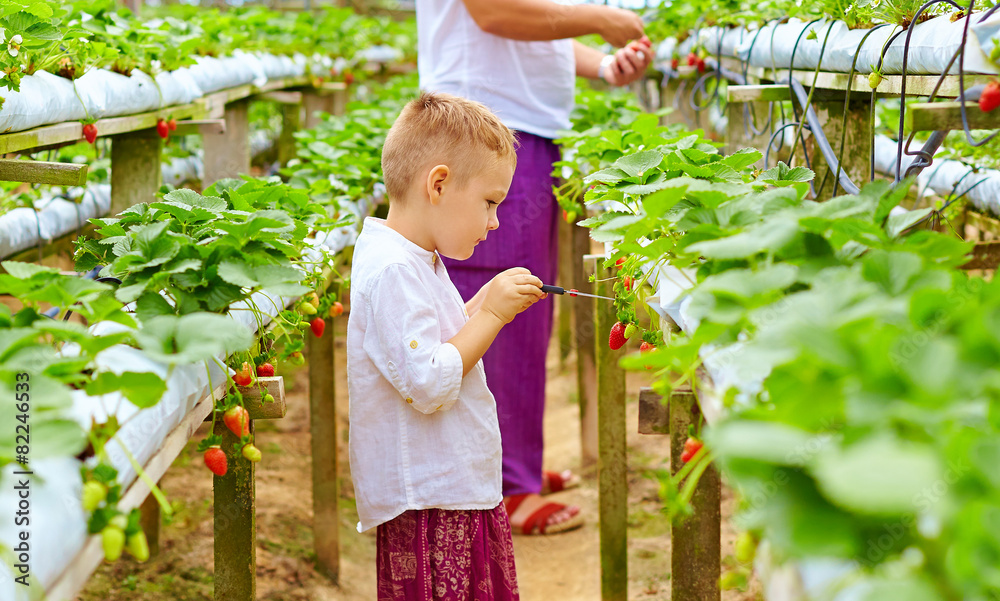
481, 267, 546, 324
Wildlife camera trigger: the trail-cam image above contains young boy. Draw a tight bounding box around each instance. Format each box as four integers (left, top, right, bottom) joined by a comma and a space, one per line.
347, 92, 547, 600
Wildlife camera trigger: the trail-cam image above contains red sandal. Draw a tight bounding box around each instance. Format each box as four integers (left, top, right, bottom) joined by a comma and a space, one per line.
503, 493, 584, 535
541, 469, 581, 495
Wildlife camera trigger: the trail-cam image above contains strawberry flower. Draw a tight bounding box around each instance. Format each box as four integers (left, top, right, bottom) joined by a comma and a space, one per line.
5, 34, 21, 58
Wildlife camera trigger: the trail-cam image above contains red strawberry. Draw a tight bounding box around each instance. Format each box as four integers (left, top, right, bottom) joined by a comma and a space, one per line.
344, 70, 355, 85
640, 341, 655, 353
310, 317, 325, 338
233, 361, 252, 387
167, 118, 177, 131
623, 276, 633, 291
609, 321, 629, 350
156, 119, 169, 139
615, 257, 626, 270
686, 52, 698, 66
329, 301, 344, 318
83, 123, 98, 144
671, 57, 679, 70
256, 362, 275, 378
980, 81, 1000, 112
681, 437, 704, 463
696, 57, 707, 73
204, 445, 227, 476
223, 406, 250, 437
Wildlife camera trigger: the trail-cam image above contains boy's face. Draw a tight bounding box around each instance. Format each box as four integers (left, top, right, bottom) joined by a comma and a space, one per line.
434, 161, 514, 261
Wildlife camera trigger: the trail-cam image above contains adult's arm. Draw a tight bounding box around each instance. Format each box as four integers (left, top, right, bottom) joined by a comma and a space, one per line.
461, 0, 644, 47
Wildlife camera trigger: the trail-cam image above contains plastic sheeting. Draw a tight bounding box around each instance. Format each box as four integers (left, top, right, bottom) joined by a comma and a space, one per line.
0, 184, 111, 260
873, 133, 1000, 215
687, 14, 1000, 75
0, 50, 312, 136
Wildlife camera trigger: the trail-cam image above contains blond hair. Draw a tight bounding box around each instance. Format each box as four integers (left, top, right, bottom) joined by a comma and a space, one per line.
382, 92, 517, 203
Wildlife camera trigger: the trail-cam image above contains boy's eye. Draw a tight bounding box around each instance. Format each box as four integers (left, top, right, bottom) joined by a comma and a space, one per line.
486, 200, 498, 206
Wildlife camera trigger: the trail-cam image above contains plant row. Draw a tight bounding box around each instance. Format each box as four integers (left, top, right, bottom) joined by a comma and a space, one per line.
557, 82, 1000, 598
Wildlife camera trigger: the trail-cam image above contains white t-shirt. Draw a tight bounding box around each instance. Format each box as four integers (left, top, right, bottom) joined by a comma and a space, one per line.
347, 217, 503, 532
416, 0, 576, 139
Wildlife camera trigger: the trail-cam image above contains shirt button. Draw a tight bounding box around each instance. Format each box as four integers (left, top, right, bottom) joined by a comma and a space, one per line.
409, 340, 418, 349
431, 255, 437, 264
406, 397, 413, 404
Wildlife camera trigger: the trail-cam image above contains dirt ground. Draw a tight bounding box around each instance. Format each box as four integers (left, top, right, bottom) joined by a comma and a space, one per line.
78, 311, 762, 601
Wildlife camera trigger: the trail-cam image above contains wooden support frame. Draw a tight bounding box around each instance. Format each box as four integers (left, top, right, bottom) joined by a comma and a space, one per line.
595, 258, 627, 601
577, 252, 599, 466
726, 84, 791, 103
0, 159, 88, 186
256, 90, 304, 105
557, 217, 574, 366
110, 129, 162, 214
668, 386, 721, 601
309, 314, 340, 584
638, 387, 669, 435
203, 99, 251, 186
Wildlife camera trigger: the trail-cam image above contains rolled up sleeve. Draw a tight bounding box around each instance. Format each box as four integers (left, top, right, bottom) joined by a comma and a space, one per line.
367, 264, 464, 414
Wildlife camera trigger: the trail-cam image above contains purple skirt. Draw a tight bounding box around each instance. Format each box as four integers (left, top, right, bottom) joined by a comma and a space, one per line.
376, 504, 519, 601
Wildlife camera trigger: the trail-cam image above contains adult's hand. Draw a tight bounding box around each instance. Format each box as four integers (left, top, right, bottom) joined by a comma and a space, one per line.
604, 37, 653, 87
597, 7, 645, 47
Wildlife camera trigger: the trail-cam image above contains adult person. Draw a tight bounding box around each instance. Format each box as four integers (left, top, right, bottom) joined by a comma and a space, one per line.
415, 0, 654, 535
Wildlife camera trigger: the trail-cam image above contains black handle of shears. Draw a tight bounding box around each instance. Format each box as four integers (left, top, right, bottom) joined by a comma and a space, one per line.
540, 284, 565, 295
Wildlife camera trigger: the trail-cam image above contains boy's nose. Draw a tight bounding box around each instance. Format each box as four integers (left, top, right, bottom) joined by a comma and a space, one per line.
488, 214, 499, 230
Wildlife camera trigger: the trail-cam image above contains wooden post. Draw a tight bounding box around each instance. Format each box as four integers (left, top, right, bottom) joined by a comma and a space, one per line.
800, 98, 871, 200
302, 92, 335, 129
213, 418, 256, 601
727, 101, 775, 169
669, 387, 721, 601
557, 217, 574, 366
203, 100, 251, 187
595, 259, 627, 601
110, 130, 161, 214
309, 316, 339, 583
577, 249, 598, 467
139, 484, 161, 559
278, 102, 302, 168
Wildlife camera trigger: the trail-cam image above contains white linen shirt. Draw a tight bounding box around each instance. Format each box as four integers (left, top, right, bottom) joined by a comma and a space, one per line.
415, 0, 576, 139
347, 217, 503, 532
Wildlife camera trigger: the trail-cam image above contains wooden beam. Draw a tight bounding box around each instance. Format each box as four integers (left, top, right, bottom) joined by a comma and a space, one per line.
0, 102, 204, 155
172, 119, 227, 137
313, 81, 348, 94
726, 84, 790, 103
111, 129, 162, 214
278, 102, 302, 168
0, 159, 88, 186
905, 101, 1000, 132
669, 385, 721, 601
256, 90, 304, 105
309, 315, 340, 584
238, 376, 287, 420
557, 217, 573, 367
46, 383, 225, 601
638, 387, 669, 435
596, 258, 627, 601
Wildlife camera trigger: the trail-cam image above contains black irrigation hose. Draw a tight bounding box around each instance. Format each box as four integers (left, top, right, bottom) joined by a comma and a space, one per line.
957, 0, 1000, 148
825, 25, 892, 196
893, 0, 967, 181
787, 77, 863, 194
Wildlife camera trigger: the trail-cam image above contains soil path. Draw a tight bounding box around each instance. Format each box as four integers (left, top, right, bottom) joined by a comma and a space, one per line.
79, 315, 761, 600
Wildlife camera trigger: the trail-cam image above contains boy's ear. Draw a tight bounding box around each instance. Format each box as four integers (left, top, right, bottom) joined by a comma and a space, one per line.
426, 164, 449, 205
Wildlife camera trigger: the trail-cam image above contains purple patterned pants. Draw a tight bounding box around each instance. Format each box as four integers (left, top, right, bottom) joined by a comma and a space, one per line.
376, 505, 519, 600
442, 131, 561, 497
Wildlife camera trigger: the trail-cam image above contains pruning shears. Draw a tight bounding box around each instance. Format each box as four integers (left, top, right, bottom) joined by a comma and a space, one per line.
541, 284, 615, 301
